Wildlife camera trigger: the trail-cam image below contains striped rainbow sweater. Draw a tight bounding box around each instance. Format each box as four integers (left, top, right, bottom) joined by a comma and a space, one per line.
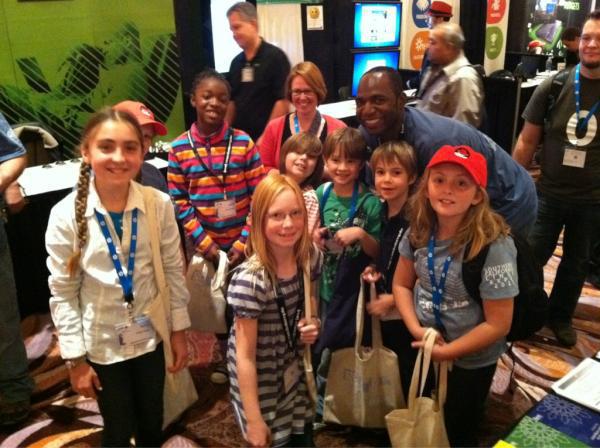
168, 122, 265, 256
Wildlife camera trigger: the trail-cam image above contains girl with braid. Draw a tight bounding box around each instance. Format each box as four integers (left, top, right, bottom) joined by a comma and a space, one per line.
45, 108, 191, 447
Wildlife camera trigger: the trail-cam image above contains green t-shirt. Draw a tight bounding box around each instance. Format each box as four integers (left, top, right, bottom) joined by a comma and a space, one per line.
316, 182, 382, 303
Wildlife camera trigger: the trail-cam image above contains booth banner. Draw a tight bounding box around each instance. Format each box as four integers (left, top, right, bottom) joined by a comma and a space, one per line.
484, 0, 510, 74
400, 0, 459, 70
0, 1, 184, 159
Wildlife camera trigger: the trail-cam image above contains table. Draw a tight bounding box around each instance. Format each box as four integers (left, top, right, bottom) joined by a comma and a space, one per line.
8, 157, 168, 317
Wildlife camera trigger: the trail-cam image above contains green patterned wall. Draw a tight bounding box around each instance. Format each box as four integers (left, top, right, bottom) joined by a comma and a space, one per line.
0, 0, 184, 158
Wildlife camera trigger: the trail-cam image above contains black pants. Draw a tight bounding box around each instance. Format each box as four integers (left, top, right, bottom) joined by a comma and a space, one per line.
89, 344, 165, 447
444, 363, 497, 447
381, 320, 417, 398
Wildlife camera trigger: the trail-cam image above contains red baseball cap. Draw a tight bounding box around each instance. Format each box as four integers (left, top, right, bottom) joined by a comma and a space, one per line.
113, 100, 167, 136
428, 1, 453, 18
427, 145, 488, 188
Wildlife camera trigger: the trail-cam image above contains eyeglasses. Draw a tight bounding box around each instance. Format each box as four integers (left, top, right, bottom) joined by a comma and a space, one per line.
291, 89, 316, 98
267, 209, 304, 222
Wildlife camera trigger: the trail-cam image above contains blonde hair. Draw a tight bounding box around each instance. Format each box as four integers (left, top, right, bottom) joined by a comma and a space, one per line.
370, 141, 418, 180
245, 173, 313, 284
408, 168, 509, 261
286, 61, 327, 104
66, 108, 144, 276
279, 132, 323, 189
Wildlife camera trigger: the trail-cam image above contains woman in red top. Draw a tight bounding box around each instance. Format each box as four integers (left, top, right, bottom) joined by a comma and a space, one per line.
257, 61, 346, 173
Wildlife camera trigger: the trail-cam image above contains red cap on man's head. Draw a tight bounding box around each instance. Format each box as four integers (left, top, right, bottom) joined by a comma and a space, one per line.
113, 100, 167, 136
427, 145, 487, 188
428, 1, 453, 18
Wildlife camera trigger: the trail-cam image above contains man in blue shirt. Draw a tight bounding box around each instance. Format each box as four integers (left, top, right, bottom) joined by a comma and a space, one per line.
0, 112, 34, 427
355, 67, 537, 236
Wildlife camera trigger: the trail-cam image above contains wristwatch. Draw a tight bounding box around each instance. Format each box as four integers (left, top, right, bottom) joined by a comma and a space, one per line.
64, 356, 86, 370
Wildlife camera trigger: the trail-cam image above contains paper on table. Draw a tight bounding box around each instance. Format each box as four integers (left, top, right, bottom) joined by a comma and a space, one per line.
551, 358, 600, 413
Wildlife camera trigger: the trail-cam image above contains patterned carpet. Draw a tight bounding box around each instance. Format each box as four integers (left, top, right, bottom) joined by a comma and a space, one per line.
2, 239, 600, 447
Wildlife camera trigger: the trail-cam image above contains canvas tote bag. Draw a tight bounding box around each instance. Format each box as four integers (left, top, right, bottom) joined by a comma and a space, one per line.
385, 327, 450, 447
142, 187, 199, 428
186, 251, 228, 333
323, 281, 405, 428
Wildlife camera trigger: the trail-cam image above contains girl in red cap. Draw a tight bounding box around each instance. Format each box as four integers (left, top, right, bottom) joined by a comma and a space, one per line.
392, 144, 517, 446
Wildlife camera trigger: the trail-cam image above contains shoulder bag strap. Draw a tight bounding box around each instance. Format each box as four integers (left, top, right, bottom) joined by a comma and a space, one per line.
303, 259, 318, 405
141, 186, 171, 320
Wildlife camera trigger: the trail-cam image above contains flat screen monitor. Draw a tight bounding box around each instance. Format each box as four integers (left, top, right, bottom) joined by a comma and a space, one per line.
352, 50, 400, 96
353, 2, 401, 49
519, 54, 544, 79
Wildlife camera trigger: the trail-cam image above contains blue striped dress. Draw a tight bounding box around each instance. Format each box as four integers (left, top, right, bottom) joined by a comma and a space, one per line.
227, 253, 321, 446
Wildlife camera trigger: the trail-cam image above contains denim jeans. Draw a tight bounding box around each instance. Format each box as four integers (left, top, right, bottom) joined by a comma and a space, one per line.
0, 219, 34, 404
528, 193, 600, 323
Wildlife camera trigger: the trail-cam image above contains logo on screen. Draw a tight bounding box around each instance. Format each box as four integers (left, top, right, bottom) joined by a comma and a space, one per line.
413, 0, 430, 28
410, 31, 430, 69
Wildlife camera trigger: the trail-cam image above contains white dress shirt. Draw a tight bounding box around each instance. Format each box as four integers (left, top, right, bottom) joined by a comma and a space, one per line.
46, 180, 190, 364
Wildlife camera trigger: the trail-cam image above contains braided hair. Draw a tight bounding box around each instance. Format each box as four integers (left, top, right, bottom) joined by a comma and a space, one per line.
66, 107, 143, 277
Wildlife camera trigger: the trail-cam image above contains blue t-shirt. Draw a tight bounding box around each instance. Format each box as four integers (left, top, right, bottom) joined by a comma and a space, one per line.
399, 230, 519, 369
361, 108, 538, 234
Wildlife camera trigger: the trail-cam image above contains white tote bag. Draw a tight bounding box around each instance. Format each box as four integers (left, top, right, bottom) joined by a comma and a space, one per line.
385, 327, 450, 447
323, 282, 405, 428
186, 251, 228, 334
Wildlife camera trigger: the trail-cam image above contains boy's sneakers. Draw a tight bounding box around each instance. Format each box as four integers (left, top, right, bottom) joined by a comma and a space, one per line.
0, 399, 30, 427
548, 320, 577, 347
210, 363, 228, 385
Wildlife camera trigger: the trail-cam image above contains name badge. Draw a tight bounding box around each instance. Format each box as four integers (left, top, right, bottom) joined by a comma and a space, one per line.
116, 316, 156, 347
215, 198, 236, 219
241, 66, 254, 83
563, 146, 586, 168
283, 359, 300, 395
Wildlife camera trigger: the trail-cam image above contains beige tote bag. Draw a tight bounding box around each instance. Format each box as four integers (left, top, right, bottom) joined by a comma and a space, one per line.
323, 282, 405, 428
142, 187, 199, 429
186, 251, 228, 334
385, 327, 450, 447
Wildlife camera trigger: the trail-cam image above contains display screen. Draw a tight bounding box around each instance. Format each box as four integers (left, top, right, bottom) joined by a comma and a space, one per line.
351, 50, 400, 96
353, 2, 401, 49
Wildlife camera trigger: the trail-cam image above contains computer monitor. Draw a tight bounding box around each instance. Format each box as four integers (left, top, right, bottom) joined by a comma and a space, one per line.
518, 54, 544, 79
353, 2, 401, 49
351, 50, 400, 96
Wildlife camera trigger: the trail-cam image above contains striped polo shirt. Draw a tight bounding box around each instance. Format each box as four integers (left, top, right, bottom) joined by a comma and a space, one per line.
168, 122, 265, 256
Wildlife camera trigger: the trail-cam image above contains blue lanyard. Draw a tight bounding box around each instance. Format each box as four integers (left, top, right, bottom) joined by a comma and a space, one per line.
427, 233, 452, 334
95, 208, 138, 304
319, 181, 359, 227
293, 113, 300, 134
574, 64, 600, 135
